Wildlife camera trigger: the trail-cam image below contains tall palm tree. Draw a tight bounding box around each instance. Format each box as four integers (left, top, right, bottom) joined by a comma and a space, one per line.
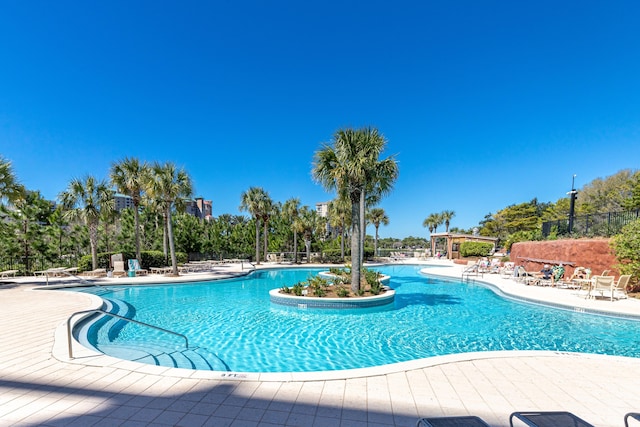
313, 127, 398, 292
0, 156, 24, 205
145, 162, 193, 275
282, 198, 301, 263
110, 157, 149, 263
240, 187, 271, 264
367, 207, 389, 257
440, 210, 456, 233
59, 176, 114, 270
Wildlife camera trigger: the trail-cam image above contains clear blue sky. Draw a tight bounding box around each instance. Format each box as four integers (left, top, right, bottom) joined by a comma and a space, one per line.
1, 1, 639, 239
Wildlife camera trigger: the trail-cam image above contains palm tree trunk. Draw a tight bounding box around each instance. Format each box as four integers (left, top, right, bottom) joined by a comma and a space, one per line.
166, 207, 178, 275
89, 222, 99, 270
263, 219, 268, 262
255, 220, 260, 264
350, 193, 362, 293
293, 230, 298, 264
359, 190, 366, 267
134, 203, 141, 262
374, 225, 379, 257
340, 219, 345, 260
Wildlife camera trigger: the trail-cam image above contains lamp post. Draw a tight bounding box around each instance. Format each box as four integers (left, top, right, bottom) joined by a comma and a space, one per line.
567, 174, 578, 234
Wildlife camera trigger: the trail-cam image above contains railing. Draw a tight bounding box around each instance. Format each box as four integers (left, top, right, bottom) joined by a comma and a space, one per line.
542, 209, 640, 237
66, 309, 188, 359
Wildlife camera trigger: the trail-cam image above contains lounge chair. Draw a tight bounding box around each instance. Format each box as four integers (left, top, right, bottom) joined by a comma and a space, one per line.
500, 262, 516, 278
112, 261, 127, 278
625, 412, 640, 427
462, 261, 480, 277
127, 259, 148, 276
509, 411, 594, 427
0, 269, 19, 278
417, 416, 490, 427
83, 268, 107, 278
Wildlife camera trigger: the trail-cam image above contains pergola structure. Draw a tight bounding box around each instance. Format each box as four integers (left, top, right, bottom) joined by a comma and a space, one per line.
430, 232, 499, 260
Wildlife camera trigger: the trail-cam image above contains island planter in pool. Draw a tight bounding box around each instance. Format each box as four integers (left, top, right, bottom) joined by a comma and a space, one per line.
270, 271, 394, 309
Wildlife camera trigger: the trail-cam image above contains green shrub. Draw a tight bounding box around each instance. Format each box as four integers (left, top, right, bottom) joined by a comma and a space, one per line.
610, 219, 640, 291
336, 286, 350, 297
292, 282, 304, 296
459, 241, 494, 257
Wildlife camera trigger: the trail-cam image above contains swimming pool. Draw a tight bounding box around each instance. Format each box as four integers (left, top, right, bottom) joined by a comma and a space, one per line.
75, 265, 640, 373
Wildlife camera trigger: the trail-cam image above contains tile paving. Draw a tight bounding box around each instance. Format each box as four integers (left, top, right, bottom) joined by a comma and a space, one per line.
1, 261, 640, 426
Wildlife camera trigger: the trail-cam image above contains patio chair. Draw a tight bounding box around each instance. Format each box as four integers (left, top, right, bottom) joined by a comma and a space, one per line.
127, 259, 148, 276
591, 275, 615, 300
609, 274, 632, 301
510, 411, 594, 427
417, 416, 490, 427
112, 261, 127, 278
0, 269, 19, 278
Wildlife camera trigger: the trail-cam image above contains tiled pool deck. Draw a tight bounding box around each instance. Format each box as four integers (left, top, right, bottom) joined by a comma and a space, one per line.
1, 260, 640, 426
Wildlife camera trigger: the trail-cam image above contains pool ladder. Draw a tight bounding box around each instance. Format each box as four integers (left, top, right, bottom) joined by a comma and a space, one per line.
66, 309, 188, 359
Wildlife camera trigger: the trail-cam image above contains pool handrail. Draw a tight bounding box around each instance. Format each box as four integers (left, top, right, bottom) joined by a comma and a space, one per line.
66, 309, 189, 359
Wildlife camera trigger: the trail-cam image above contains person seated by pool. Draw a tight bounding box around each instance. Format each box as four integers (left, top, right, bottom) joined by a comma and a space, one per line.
551, 263, 565, 285
568, 266, 588, 282
539, 264, 553, 280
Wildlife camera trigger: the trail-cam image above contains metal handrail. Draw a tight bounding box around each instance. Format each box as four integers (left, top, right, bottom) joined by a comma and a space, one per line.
66, 309, 188, 359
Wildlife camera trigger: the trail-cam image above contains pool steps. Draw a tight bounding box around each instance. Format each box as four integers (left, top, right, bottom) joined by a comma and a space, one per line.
75, 298, 229, 371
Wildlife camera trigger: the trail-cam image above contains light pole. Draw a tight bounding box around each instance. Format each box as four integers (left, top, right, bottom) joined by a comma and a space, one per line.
567, 174, 578, 234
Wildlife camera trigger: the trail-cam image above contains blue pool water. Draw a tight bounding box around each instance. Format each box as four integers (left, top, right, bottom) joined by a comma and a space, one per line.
75, 265, 640, 372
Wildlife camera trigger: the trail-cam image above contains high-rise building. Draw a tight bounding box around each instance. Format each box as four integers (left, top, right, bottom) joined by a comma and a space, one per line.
114, 194, 135, 212
186, 197, 213, 220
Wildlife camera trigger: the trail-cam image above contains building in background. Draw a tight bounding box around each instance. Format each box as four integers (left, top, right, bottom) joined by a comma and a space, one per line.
186, 197, 213, 220
114, 194, 134, 212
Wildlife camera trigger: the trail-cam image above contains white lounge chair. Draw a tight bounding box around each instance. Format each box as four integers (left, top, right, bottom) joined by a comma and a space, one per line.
112, 261, 127, 278
0, 269, 19, 278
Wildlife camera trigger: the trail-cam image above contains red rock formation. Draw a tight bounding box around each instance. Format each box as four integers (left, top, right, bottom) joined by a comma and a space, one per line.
510, 239, 618, 277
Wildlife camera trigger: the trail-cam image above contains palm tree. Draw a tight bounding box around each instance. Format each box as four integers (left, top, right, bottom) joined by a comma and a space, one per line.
328, 196, 351, 261
110, 157, 149, 263
282, 198, 301, 263
367, 207, 389, 257
145, 162, 193, 275
423, 213, 439, 257
294, 206, 325, 263
240, 187, 271, 264
0, 156, 24, 205
59, 176, 114, 270
313, 127, 398, 292
440, 210, 455, 233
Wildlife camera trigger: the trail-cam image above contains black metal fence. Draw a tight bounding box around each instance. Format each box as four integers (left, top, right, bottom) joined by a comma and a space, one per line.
542, 209, 640, 238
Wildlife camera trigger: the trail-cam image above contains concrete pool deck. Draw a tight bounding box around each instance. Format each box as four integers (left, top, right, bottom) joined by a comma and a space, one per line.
1, 259, 640, 426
